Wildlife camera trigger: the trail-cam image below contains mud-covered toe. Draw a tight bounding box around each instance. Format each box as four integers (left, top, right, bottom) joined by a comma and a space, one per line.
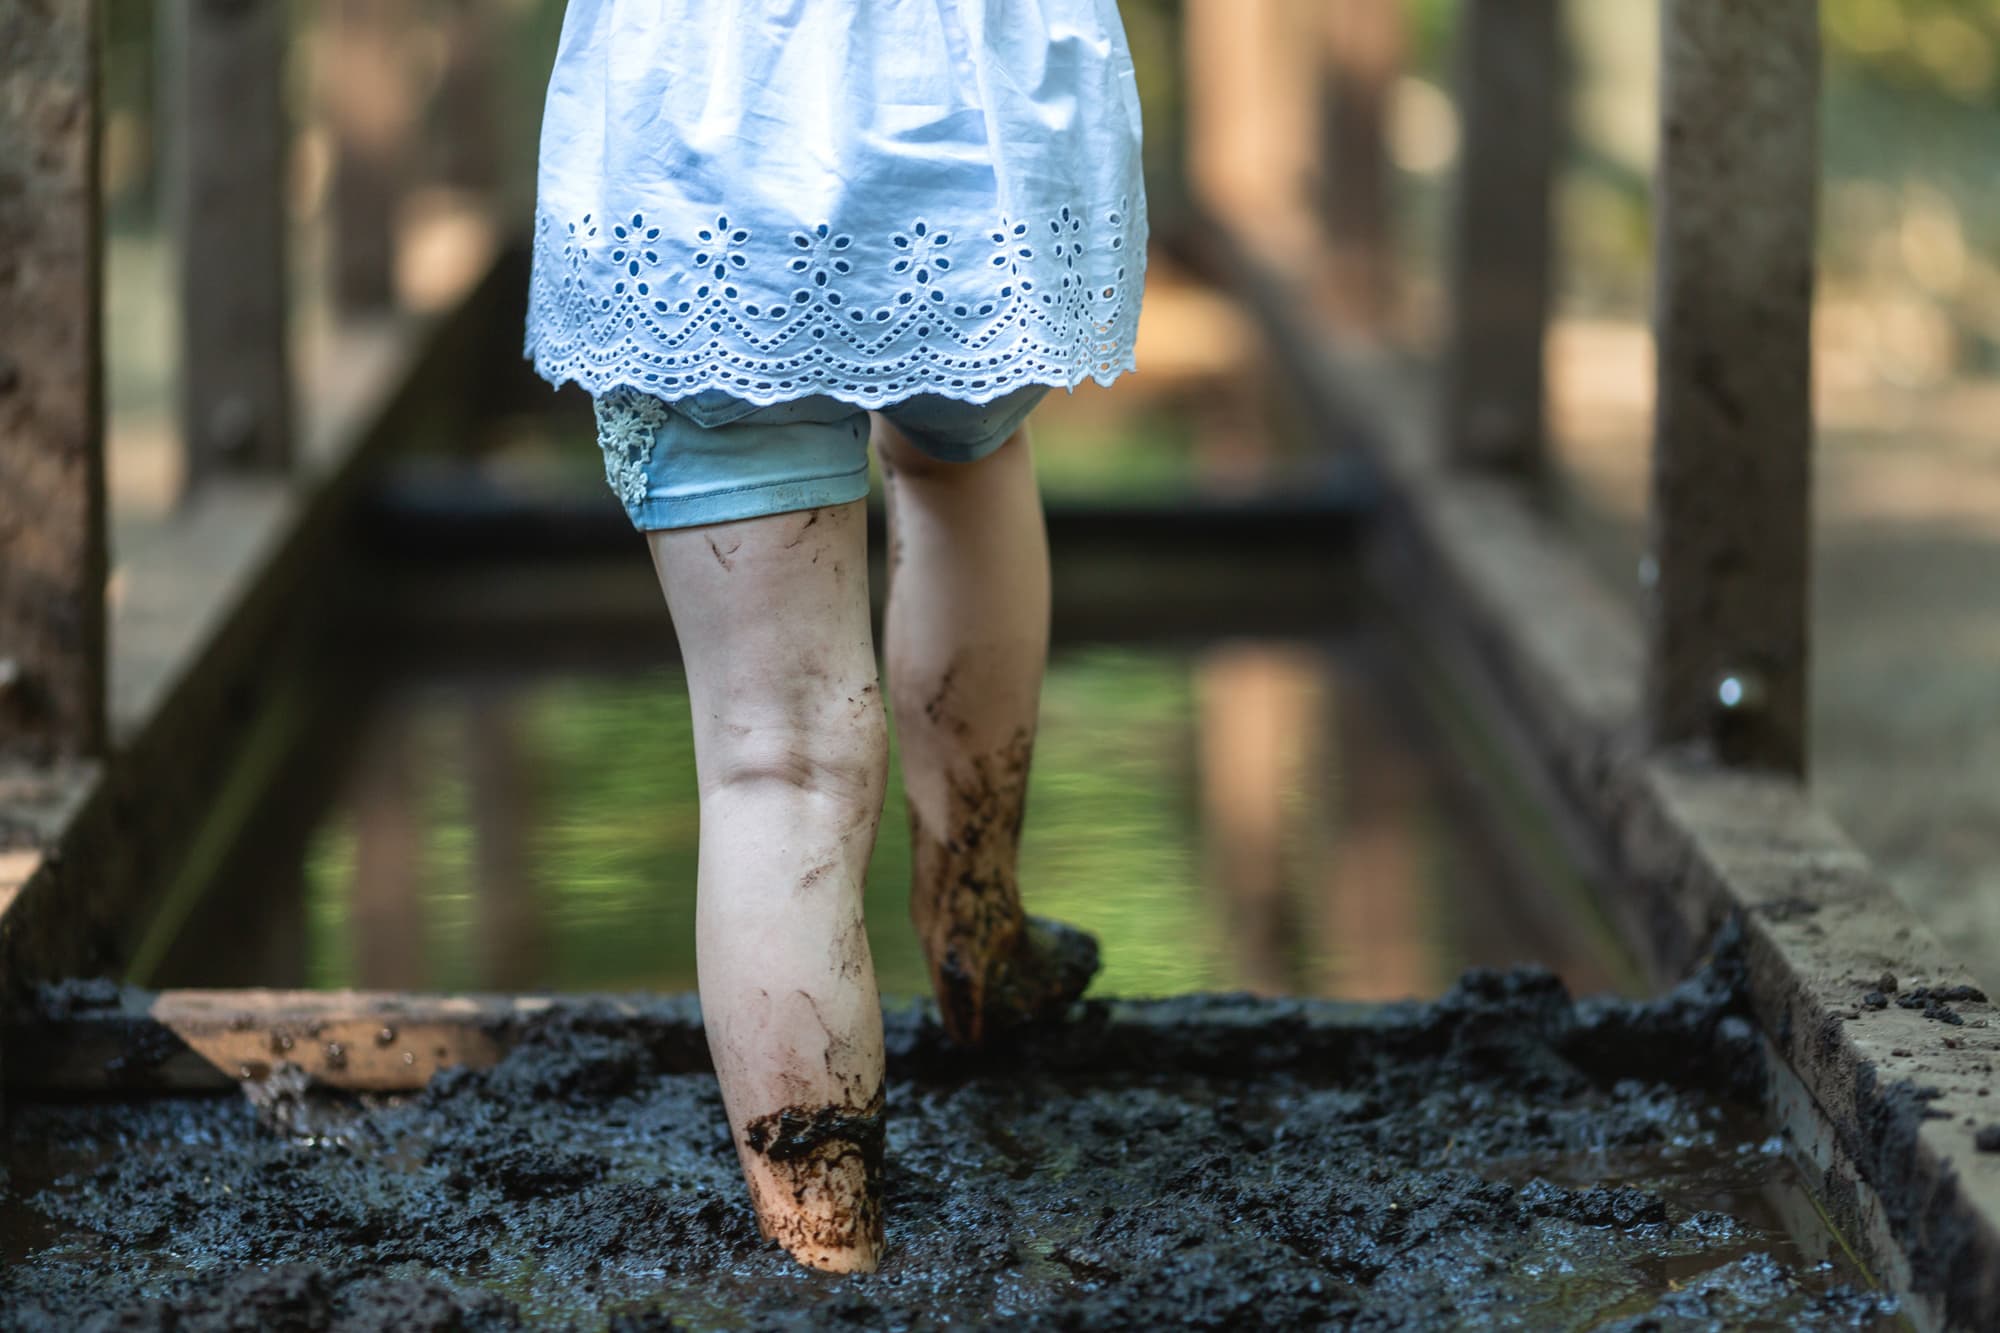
983, 915, 1101, 1035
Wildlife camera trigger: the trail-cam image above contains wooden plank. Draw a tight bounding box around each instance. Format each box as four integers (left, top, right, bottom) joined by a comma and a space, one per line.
1317, 0, 1403, 331
0, 0, 107, 759
1, 986, 1414, 1095
1441, 0, 1560, 474
323, 0, 411, 314
164, 0, 293, 483
1645, 0, 1819, 774
6, 988, 547, 1092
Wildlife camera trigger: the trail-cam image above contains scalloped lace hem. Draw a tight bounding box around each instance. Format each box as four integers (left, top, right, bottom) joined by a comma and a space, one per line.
523, 346, 1140, 411
522, 196, 1147, 410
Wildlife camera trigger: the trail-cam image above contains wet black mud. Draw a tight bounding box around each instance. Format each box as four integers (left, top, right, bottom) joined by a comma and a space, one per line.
1, 952, 1904, 1331
982, 914, 1102, 1032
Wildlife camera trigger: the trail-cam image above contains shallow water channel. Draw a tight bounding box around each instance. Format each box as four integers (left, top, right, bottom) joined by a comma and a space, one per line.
0, 390, 1904, 1328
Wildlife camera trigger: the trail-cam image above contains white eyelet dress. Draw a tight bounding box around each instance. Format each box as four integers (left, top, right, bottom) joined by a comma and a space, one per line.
523, 0, 1149, 410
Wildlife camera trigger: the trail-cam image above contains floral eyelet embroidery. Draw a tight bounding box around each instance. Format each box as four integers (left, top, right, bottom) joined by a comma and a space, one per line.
609, 213, 663, 277
527, 195, 1146, 411
890, 219, 952, 289
563, 213, 600, 265
691, 215, 753, 282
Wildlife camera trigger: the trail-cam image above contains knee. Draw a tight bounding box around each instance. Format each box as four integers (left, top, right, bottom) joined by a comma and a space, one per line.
701, 690, 889, 811
877, 419, 1020, 483
876, 421, 954, 481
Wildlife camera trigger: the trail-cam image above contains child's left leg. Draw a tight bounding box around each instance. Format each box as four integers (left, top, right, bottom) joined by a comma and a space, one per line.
647, 499, 888, 1273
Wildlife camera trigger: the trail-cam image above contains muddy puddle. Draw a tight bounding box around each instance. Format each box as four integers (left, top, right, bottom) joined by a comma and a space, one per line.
0, 951, 1903, 1331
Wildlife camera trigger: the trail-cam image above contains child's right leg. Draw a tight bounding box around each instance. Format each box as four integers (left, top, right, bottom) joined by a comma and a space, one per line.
877, 393, 1099, 1046
649, 499, 887, 1274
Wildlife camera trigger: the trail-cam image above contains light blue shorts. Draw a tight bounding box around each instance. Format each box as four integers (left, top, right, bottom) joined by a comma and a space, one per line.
591, 384, 1050, 531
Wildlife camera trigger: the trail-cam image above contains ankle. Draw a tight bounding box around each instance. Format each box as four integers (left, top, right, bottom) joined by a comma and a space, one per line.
740, 1085, 887, 1271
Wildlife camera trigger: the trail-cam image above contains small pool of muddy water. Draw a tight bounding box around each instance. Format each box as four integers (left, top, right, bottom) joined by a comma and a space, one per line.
1, 966, 1903, 1331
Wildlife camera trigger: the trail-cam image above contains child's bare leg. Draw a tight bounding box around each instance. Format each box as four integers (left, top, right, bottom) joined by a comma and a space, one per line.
878, 423, 1098, 1046
647, 500, 887, 1273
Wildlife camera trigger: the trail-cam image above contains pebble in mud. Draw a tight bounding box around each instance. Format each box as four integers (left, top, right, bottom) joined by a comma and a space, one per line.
0, 964, 1903, 1332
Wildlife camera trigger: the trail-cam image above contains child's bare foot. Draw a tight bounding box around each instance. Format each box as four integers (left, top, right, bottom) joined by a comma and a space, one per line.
931, 913, 1100, 1047
907, 726, 1100, 1046
740, 1083, 887, 1272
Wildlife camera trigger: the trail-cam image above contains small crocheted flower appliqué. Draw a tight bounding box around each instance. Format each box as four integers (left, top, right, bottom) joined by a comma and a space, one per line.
593, 386, 671, 508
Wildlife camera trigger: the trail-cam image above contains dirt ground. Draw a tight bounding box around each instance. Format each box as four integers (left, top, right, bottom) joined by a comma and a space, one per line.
1, 948, 1903, 1331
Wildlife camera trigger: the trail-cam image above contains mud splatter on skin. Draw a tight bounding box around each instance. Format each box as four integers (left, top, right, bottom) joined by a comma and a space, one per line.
705, 536, 742, 570
909, 727, 1098, 1045
783, 512, 820, 548
922, 663, 962, 731
833, 916, 870, 982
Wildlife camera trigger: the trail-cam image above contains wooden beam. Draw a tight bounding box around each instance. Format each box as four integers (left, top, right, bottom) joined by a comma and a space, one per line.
7, 988, 544, 1092
1646, 0, 1818, 774
0, 0, 107, 760
1441, 0, 1560, 474
2, 986, 1401, 1096
164, 0, 293, 484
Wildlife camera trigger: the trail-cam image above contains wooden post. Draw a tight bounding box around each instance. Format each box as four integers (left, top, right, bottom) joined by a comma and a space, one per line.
1318, 0, 1403, 332
164, 0, 293, 484
1183, 0, 1321, 265
0, 0, 107, 759
1441, 0, 1560, 474
324, 0, 410, 314
1644, 0, 1818, 775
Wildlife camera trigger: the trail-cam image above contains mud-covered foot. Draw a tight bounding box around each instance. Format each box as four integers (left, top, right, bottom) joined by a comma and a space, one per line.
938, 915, 1100, 1047
740, 1087, 887, 1273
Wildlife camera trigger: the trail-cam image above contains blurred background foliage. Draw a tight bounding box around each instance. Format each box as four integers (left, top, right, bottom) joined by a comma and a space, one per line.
95, 1, 2000, 386
89, 1, 2000, 997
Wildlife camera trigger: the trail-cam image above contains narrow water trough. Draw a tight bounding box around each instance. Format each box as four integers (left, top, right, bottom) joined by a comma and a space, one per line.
0, 242, 1985, 1331
0, 533, 1921, 1330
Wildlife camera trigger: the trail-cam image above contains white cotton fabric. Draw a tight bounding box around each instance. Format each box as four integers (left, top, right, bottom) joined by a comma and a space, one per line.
524, 0, 1149, 409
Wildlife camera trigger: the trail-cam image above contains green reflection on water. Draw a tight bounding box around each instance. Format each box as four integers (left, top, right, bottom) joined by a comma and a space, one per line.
297, 640, 1638, 1001
304, 647, 1233, 998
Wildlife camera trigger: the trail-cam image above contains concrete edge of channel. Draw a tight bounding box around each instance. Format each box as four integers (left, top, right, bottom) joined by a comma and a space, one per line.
1216, 239, 2000, 1331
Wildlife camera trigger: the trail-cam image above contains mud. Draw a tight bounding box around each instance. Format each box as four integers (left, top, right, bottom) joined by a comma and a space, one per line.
909, 725, 1096, 1045
741, 1084, 888, 1263
0, 949, 1904, 1331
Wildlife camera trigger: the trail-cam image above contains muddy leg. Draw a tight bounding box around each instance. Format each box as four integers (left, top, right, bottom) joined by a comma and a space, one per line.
648, 501, 888, 1272
878, 423, 1099, 1046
